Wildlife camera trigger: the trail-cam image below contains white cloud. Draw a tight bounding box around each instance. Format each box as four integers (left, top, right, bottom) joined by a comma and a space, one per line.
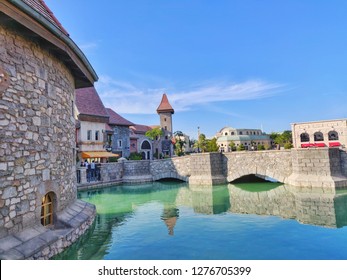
95, 75, 284, 114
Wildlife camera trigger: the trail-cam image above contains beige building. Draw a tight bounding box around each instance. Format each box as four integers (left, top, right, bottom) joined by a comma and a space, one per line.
291, 119, 347, 148
216, 127, 272, 152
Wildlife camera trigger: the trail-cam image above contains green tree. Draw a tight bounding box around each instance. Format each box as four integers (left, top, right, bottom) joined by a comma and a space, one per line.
237, 144, 245, 151
206, 138, 219, 152
194, 133, 207, 152
270, 130, 292, 149
229, 141, 236, 151
145, 127, 163, 140
257, 144, 265, 150
145, 127, 164, 159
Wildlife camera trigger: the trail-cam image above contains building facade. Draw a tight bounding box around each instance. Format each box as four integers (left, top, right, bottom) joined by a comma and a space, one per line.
106, 108, 133, 158
75, 87, 115, 163
0, 0, 97, 251
216, 127, 272, 152
291, 119, 347, 148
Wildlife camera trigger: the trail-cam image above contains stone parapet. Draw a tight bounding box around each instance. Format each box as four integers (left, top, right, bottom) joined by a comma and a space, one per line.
77, 149, 347, 190
189, 153, 226, 185
287, 148, 347, 188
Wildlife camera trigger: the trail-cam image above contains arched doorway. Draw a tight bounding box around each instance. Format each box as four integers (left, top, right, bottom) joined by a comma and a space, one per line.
41, 192, 55, 227
140, 140, 152, 160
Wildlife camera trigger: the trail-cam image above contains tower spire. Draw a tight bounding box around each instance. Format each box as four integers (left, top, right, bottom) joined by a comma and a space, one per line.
156, 93, 174, 114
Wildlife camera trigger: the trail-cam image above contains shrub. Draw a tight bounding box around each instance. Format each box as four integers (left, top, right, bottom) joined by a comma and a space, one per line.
284, 143, 293, 149
129, 152, 142, 160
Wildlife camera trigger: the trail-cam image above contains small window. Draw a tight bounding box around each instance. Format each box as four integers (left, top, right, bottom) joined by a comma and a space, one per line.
95, 130, 99, 141
225, 132, 228, 136
239, 132, 243, 135
41, 193, 53, 226
118, 140, 122, 148
314, 132, 324, 142
87, 130, 92, 141
328, 131, 339, 141
300, 133, 310, 142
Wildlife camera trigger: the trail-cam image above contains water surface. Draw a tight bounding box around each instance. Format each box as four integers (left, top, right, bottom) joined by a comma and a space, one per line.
54, 181, 347, 260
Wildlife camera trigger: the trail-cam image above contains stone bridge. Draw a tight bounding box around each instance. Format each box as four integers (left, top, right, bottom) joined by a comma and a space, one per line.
79, 148, 347, 189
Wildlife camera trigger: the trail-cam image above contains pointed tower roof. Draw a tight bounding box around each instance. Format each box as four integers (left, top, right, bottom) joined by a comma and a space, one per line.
156, 93, 174, 114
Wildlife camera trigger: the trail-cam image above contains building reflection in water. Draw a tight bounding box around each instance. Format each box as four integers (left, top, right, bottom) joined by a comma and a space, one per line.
161, 207, 179, 235
59, 181, 347, 259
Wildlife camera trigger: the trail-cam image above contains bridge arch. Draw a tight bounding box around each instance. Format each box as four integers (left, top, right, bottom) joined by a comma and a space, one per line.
224, 150, 292, 185
228, 172, 283, 184
152, 172, 188, 182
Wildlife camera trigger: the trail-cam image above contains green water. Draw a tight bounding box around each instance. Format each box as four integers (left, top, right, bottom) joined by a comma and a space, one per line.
54, 181, 347, 260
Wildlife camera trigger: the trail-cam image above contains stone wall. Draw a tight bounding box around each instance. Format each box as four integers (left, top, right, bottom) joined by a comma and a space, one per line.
150, 157, 190, 182
224, 150, 293, 183
189, 153, 226, 185
78, 148, 347, 189
111, 126, 131, 158
123, 160, 152, 183
0, 25, 76, 237
287, 148, 347, 188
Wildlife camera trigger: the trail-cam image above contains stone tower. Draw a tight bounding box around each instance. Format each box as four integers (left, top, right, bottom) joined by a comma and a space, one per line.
157, 93, 174, 137
156, 93, 174, 156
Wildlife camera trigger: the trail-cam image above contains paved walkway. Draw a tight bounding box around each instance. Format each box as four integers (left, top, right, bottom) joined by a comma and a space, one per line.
0, 200, 95, 260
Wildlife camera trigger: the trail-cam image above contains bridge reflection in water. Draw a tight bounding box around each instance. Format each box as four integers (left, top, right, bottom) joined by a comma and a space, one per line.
54, 181, 347, 259
176, 183, 347, 228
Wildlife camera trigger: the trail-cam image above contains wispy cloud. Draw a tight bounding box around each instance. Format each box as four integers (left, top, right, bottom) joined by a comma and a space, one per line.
77, 42, 99, 54
95, 75, 284, 114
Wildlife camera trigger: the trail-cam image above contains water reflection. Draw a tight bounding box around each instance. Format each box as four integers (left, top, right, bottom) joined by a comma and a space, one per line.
228, 184, 347, 228
55, 181, 347, 259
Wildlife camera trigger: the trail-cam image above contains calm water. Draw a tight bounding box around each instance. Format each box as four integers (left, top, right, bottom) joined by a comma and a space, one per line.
54, 181, 347, 260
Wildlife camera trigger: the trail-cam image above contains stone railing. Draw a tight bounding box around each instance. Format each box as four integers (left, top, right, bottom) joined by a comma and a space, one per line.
77, 148, 347, 189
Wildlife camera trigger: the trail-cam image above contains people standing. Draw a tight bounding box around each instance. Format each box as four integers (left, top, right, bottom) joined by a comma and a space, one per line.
91, 160, 96, 181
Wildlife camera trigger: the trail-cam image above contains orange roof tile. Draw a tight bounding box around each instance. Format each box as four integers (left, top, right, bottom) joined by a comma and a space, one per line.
156, 93, 174, 114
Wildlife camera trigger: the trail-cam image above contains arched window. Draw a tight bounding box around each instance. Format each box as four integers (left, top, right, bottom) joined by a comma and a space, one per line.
41, 193, 53, 226
141, 140, 151, 150
224, 132, 228, 136
328, 131, 339, 141
314, 132, 324, 142
300, 133, 310, 142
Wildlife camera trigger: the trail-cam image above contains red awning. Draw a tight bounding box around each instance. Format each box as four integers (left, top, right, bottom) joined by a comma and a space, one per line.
314, 143, 326, 147
329, 142, 341, 147
301, 143, 315, 148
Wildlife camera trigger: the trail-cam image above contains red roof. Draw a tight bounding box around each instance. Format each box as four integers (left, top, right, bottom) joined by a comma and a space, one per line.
106, 108, 134, 126
156, 93, 174, 114
75, 87, 108, 117
130, 124, 153, 134
22, 0, 69, 35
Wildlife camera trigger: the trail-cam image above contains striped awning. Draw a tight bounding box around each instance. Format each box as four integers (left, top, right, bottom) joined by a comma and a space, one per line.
81, 151, 119, 158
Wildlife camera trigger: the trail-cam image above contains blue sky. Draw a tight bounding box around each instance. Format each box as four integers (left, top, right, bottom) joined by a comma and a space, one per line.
45, 0, 347, 138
